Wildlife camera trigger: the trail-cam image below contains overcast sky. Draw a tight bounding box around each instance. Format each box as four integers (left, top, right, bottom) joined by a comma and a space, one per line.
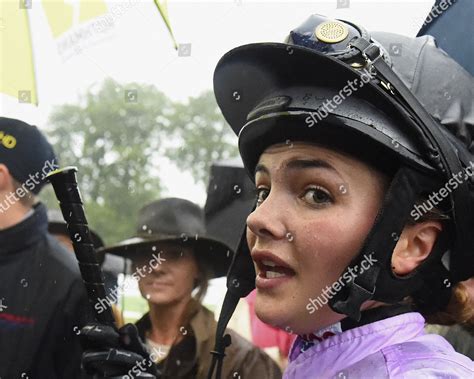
1, 0, 435, 203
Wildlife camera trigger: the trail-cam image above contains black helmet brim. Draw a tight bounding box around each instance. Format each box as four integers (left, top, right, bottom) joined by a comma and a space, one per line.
214, 42, 438, 177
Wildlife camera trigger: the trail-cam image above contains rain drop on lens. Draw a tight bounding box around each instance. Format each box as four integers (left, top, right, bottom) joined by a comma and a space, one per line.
232, 91, 241, 101
286, 232, 294, 242
142, 224, 147, 231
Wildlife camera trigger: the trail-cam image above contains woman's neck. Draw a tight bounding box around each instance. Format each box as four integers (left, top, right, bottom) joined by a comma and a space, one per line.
147, 296, 192, 345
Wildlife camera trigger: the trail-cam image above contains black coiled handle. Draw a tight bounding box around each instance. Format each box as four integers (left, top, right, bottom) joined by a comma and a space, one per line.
46, 166, 116, 327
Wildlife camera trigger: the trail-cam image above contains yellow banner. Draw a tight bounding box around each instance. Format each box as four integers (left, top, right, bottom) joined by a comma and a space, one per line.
0, 1, 38, 104
0, 1, 177, 105
42, 0, 108, 38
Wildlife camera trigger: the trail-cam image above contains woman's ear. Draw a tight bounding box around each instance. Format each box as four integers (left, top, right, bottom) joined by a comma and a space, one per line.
0, 164, 9, 191
392, 221, 442, 276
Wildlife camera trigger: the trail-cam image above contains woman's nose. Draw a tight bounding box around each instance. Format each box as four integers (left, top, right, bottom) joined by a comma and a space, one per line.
246, 193, 287, 240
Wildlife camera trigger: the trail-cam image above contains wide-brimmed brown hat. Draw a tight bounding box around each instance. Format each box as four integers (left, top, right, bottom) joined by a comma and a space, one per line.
99, 198, 232, 278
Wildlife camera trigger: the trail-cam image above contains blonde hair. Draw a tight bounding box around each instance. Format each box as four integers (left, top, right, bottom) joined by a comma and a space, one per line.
425, 280, 474, 326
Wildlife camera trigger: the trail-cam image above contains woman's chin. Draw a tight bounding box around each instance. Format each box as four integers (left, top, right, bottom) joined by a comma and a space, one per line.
141, 289, 174, 305
254, 293, 293, 330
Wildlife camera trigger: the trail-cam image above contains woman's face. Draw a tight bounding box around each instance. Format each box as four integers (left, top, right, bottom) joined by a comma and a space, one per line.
246, 142, 389, 334
134, 243, 199, 306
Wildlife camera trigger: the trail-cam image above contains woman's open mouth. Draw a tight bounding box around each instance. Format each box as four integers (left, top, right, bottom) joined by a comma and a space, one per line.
252, 251, 296, 289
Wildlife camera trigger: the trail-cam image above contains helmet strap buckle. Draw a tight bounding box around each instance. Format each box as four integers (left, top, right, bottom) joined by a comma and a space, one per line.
350, 37, 383, 66
331, 268, 378, 321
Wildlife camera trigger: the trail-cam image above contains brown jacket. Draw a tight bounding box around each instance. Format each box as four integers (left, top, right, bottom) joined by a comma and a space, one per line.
136, 300, 282, 379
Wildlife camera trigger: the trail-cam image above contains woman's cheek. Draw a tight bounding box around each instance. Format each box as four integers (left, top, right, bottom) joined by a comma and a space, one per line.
297, 221, 348, 281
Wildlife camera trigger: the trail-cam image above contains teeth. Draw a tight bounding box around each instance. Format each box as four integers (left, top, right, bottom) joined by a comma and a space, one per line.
266, 271, 286, 279
262, 259, 277, 267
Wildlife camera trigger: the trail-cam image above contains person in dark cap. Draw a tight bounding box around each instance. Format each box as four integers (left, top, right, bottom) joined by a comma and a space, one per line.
81, 197, 281, 378
0, 117, 91, 378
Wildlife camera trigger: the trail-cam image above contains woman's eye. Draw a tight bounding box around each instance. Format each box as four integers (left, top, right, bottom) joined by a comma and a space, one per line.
302, 187, 333, 206
256, 187, 269, 205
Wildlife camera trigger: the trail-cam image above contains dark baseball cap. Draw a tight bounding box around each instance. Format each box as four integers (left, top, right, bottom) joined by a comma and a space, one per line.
0, 117, 58, 194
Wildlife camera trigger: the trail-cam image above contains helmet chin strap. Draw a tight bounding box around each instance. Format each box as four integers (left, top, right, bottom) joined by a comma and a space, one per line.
207, 225, 255, 379
329, 166, 452, 321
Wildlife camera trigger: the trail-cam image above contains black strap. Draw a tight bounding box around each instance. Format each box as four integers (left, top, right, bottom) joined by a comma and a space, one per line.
330, 167, 438, 320
340, 303, 413, 331
207, 291, 237, 379
413, 260, 453, 314
207, 233, 255, 379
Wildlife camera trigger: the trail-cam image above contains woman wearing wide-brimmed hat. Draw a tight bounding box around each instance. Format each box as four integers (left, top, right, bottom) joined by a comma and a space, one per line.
82, 197, 281, 379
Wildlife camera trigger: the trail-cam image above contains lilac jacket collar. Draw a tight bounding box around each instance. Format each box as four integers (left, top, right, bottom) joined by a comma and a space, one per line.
284, 312, 474, 378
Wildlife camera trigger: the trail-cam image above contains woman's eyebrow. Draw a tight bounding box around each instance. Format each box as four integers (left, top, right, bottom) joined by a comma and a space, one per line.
255, 163, 269, 176
286, 159, 338, 173
255, 159, 341, 177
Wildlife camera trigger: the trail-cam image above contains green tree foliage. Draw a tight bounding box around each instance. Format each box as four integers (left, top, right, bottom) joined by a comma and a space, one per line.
42, 79, 237, 244
165, 91, 238, 183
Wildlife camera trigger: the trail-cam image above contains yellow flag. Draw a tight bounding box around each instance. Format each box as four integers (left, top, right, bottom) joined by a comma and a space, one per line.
79, 0, 108, 24
0, 1, 38, 105
153, 0, 178, 50
42, 0, 107, 38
